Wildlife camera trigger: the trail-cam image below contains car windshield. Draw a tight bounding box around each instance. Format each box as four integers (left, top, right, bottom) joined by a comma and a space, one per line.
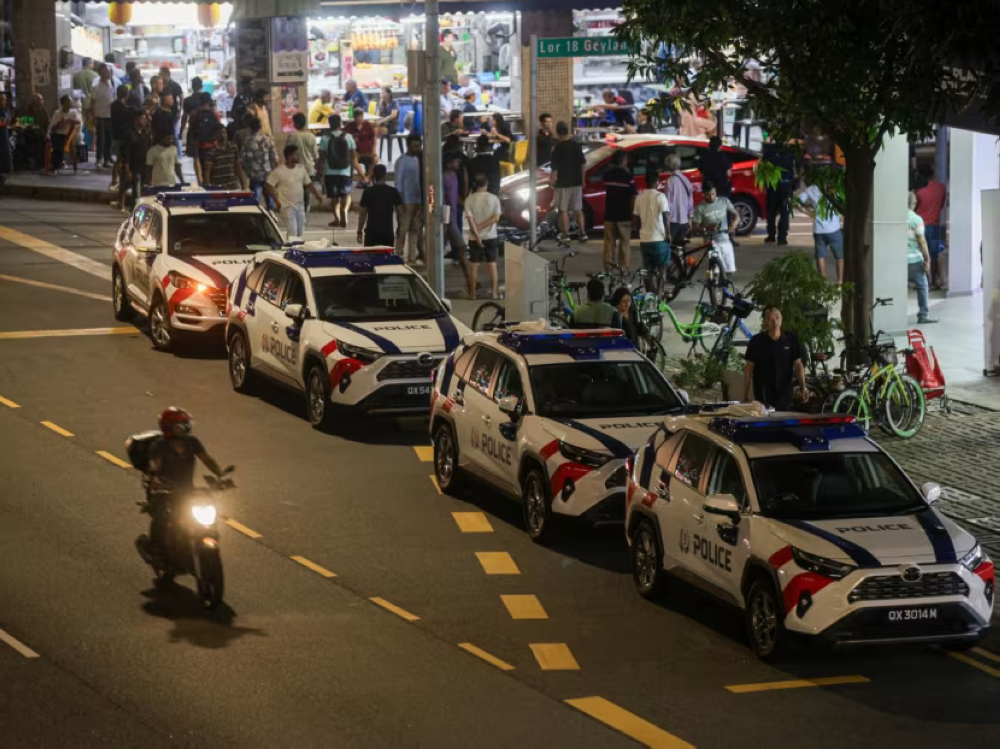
529, 360, 682, 419
312, 273, 445, 322
168, 213, 282, 255
751, 452, 927, 521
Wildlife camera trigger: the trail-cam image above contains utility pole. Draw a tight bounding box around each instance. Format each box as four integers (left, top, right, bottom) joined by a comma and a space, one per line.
528, 35, 538, 247
424, 0, 444, 296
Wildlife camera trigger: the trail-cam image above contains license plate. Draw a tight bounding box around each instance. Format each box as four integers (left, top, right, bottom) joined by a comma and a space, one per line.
884, 606, 939, 624
407, 385, 432, 396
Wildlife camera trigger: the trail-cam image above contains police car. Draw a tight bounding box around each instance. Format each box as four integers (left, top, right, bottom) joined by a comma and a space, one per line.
225, 246, 470, 426
429, 324, 688, 541
111, 190, 284, 350
626, 404, 994, 658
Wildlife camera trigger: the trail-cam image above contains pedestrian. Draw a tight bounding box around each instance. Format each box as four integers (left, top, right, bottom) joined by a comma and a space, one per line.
126, 68, 149, 109
439, 79, 455, 116
202, 124, 245, 190
697, 136, 738, 246
215, 80, 237, 123
393, 133, 425, 265
146, 130, 179, 187
461, 91, 479, 132
469, 133, 499, 197
309, 90, 334, 125
443, 153, 471, 285
240, 115, 277, 206
46, 95, 81, 174
104, 53, 126, 87
636, 109, 657, 134
691, 181, 738, 274
265, 144, 323, 240
152, 95, 184, 184
443, 133, 471, 231
907, 191, 938, 324
375, 86, 399, 163
464, 173, 501, 300
796, 177, 843, 283
442, 108, 465, 139
914, 165, 947, 289
743, 306, 808, 410
595, 89, 635, 131
602, 150, 636, 272
344, 106, 377, 186
149, 75, 165, 102
489, 112, 513, 163
551, 120, 587, 243
536, 113, 555, 165
110, 84, 132, 191
762, 137, 794, 245
120, 110, 151, 210
285, 112, 319, 211
357, 164, 401, 247
159, 66, 184, 138
319, 113, 364, 229
342, 79, 367, 115
187, 92, 219, 183
72, 58, 98, 153
440, 30, 459, 85
633, 170, 671, 293
249, 90, 271, 136
180, 76, 203, 145
91, 63, 116, 170
610, 287, 648, 345
663, 153, 693, 246
572, 278, 621, 328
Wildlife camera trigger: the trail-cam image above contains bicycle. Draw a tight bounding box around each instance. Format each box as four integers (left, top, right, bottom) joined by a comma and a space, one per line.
661, 234, 729, 307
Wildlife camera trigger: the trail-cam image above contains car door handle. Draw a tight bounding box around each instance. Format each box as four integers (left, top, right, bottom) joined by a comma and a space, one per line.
481, 414, 491, 426
693, 513, 705, 525
453, 391, 464, 406
271, 321, 280, 332
656, 481, 670, 501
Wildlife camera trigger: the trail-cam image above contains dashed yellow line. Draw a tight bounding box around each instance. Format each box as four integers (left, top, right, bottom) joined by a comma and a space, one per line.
413, 445, 434, 462
40, 420, 74, 437
530, 643, 579, 671
475, 551, 520, 575
974, 647, 1000, 664
725, 675, 870, 693
947, 651, 1000, 678
458, 643, 515, 671
370, 597, 420, 622
0, 395, 20, 409
290, 555, 337, 578
566, 697, 694, 749
224, 518, 262, 539
429, 475, 442, 494
96, 450, 131, 469
501, 594, 548, 620
452, 512, 494, 533
0, 327, 138, 340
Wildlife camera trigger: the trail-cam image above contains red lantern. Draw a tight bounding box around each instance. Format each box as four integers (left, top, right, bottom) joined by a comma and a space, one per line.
197, 4, 222, 29
108, 2, 132, 29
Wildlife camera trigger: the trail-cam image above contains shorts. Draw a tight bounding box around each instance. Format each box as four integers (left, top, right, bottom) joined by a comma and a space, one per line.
325, 174, 351, 197
713, 235, 737, 274
640, 241, 671, 271
669, 222, 689, 246
554, 186, 583, 213
469, 238, 499, 263
814, 229, 843, 260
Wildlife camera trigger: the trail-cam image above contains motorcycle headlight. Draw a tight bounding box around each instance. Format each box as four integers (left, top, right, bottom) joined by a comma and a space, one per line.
168, 271, 209, 294
191, 504, 217, 527
558, 441, 612, 468
960, 544, 985, 571
791, 547, 855, 580
337, 340, 382, 365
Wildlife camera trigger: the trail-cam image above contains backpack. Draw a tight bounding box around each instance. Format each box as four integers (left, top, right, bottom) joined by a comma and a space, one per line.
125, 430, 161, 473
326, 132, 349, 170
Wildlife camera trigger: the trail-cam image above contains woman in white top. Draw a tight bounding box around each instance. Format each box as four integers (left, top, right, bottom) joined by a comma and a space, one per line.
47, 96, 81, 174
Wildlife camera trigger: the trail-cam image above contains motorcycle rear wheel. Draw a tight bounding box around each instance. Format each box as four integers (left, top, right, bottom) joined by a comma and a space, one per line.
198, 548, 225, 609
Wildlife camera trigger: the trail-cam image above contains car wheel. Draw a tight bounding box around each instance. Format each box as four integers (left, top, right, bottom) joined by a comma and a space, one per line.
521, 465, 553, 543
432, 423, 464, 495
112, 266, 131, 322
731, 196, 759, 236
306, 363, 333, 430
228, 330, 255, 394
632, 520, 665, 599
148, 295, 173, 351
582, 203, 595, 235
745, 575, 787, 660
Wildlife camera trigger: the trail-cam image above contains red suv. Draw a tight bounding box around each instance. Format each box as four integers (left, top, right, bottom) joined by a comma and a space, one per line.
499, 134, 766, 236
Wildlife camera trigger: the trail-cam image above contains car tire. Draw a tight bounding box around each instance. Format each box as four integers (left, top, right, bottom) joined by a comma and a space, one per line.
228, 330, 255, 394
745, 575, 787, 660
148, 295, 173, 351
731, 196, 759, 236
306, 363, 333, 431
112, 266, 131, 322
432, 422, 465, 495
632, 520, 665, 599
521, 464, 553, 543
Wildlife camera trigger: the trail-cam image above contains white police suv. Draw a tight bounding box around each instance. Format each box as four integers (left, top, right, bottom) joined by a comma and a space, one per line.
112, 190, 283, 350
226, 246, 470, 426
429, 324, 687, 541
626, 404, 994, 658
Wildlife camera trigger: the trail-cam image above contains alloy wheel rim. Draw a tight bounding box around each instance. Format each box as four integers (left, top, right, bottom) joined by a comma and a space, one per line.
230, 338, 246, 386
151, 305, 169, 347
736, 203, 753, 233
114, 274, 124, 313
635, 531, 656, 590
752, 591, 777, 652
309, 374, 325, 423
526, 478, 543, 532
436, 432, 453, 484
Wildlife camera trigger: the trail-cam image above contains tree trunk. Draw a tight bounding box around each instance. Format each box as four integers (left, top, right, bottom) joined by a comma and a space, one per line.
840, 143, 876, 353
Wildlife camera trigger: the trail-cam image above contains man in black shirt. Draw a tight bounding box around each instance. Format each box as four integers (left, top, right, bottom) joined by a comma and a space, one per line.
698, 136, 738, 245
602, 150, 636, 271
159, 66, 184, 135
743, 307, 808, 411
537, 113, 555, 166
550, 121, 587, 243
469, 133, 500, 196
762, 138, 796, 245
357, 164, 402, 247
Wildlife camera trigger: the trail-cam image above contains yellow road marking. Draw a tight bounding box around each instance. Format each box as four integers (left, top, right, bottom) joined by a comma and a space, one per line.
0, 273, 112, 302
0, 395, 21, 408
96, 450, 131, 469
0, 627, 40, 659
501, 594, 548, 620
725, 675, 870, 693
530, 643, 580, 671
0, 225, 112, 280
40, 420, 74, 437
458, 643, 515, 671
973, 647, 1000, 664
452, 512, 494, 533
0, 327, 138, 340
429, 475, 442, 494
475, 551, 520, 575
290, 555, 337, 578
224, 518, 262, 539
413, 445, 434, 462
370, 597, 420, 622
566, 697, 693, 748
947, 651, 1000, 678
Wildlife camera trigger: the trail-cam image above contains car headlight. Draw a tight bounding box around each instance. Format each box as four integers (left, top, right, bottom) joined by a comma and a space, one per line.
559, 441, 612, 468
168, 271, 209, 294
337, 340, 382, 365
791, 547, 855, 580
191, 504, 217, 527
960, 544, 986, 571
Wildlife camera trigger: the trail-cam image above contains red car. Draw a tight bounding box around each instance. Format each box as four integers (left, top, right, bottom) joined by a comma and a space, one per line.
499, 134, 766, 236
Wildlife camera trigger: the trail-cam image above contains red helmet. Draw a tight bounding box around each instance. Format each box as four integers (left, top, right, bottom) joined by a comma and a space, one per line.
159, 407, 193, 438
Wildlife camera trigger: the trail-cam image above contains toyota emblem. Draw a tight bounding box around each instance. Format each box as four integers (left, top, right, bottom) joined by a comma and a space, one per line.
902, 566, 923, 583
417, 352, 434, 366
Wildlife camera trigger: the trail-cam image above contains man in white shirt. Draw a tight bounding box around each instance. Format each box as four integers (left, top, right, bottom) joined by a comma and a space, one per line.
691, 181, 739, 274
265, 144, 323, 240
797, 179, 844, 283
146, 132, 179, 187
91, 64, 117, 170
464, 173, 501, 300
633, 171, 671, 293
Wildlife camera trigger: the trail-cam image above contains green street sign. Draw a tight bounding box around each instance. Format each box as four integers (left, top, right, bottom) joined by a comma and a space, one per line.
537, 36, 633, 59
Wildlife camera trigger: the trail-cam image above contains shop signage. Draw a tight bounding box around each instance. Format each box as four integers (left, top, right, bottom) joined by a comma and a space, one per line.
271, 17, 310, 84
536, 37, 633, 59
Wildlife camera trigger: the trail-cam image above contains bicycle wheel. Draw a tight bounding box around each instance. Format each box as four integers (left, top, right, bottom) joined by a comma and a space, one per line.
706, 258, 728, 308
697, 308, 725, 355
831, 388, 871, 433
548, 311, 572, 329
662, 256, 685, 302
472, 301, 505, 331
882, 375, 926, 439
642, 337, 668, 369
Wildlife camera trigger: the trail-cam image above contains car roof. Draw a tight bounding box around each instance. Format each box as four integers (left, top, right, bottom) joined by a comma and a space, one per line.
601, 133, 759, 155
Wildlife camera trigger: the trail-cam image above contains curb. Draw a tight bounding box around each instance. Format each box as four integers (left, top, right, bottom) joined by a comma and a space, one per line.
3, 182, 112, 204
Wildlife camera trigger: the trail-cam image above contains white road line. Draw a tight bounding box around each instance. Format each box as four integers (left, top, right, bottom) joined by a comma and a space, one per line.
0, 226, 111, 281
0, 274, 111, 302
0, 627, 40, 658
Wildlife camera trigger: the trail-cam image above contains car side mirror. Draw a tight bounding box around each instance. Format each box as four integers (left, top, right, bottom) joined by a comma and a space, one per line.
921, 482, 942, 504
284, 303, 305, 321
498, 395, 520, 419
135, 237, 160, 253
677, 388, 690, 405
704, 493, 741, 525
441, 298, 453, 312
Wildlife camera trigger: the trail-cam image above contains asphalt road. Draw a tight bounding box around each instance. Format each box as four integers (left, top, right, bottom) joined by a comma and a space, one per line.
0, 198, 998, 748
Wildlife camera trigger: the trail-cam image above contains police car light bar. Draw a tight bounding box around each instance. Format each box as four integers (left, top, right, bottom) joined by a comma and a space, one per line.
497, 329, 634, 359
708, 414, 864, 451
283, 247, 404, 269
156, 191, 258, 209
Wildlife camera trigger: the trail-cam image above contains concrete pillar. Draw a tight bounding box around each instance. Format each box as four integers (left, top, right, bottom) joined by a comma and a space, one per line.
12, 0, 58, 111
871, 131, 910, 335
948, 129, 1000, 298
515, 11, 573, 138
